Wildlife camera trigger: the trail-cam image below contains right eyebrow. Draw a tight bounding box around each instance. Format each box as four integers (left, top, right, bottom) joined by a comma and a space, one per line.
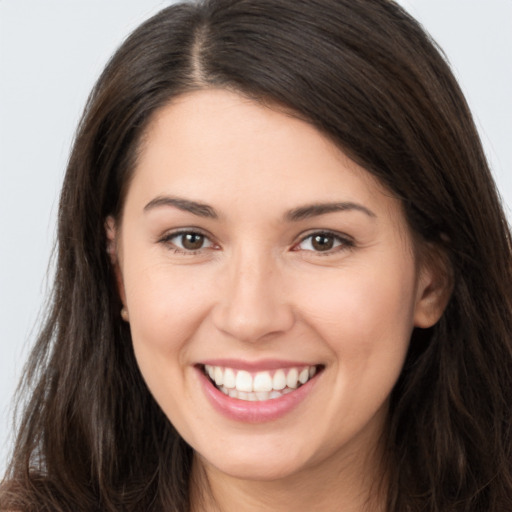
143, 195, 218, 219
284, 201, 376, 222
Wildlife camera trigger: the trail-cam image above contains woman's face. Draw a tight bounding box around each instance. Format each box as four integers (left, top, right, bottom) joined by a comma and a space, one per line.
110, 89, 443, 483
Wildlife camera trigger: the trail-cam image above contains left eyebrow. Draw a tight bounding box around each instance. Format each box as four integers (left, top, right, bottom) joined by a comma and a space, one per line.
285, 202, 376, 222
143, 196, 218, 218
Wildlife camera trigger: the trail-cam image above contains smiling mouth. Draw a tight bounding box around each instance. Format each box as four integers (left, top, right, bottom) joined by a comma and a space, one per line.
201, 364, 323, 402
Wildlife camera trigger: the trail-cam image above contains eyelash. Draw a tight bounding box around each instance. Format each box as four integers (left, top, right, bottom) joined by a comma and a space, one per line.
159, 229, 354, 256
159, 229, 216, 255
294, 231, 354, 255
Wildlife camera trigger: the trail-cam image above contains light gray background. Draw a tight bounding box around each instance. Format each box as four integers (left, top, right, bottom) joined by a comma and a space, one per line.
1, 0, 511, 474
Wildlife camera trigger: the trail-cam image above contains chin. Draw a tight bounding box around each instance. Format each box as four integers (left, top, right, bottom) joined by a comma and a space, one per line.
196, 440, 314, 482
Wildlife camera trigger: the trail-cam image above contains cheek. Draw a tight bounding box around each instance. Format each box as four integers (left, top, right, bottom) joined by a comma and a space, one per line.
122, 259, 216, 361
296, 257, 418, 361
121, 263, 218, 423
119, 256, 217, 444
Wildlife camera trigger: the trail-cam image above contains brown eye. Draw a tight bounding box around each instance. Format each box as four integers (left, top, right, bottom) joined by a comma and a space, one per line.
296, 231, 352, 253
311, 234, 335, 251
163, 231, 215, 252
181, 233, 205, 250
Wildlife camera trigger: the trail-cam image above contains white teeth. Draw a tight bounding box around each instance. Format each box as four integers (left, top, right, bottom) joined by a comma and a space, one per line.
253, 371, 272, 392
223, 368, 236, 389
235, 370, 253, 392
256, 391, 270, 401
204, 364, 320, 399
272, 369, 286, 390
214, 366, 224, 386
299, 368, 309, 384
219, 386, 282, 402
286, 368, 299, 388
237, 391, 249, 401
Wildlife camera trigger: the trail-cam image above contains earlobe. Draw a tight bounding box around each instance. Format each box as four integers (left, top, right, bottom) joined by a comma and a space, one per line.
104, 216, 127, 305
413, 248, 453, 328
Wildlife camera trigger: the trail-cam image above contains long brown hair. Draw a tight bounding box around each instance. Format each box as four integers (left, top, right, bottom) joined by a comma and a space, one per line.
2, 1, 511, 510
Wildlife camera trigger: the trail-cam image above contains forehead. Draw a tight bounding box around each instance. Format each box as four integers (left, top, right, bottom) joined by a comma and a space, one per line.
125, 88, 403, 225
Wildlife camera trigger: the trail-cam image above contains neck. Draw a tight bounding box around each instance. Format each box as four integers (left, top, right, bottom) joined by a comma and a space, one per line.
189, 437, 389, 512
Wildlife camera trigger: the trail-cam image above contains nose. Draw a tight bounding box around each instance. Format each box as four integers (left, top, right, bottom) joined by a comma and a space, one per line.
211, 249, 295, 343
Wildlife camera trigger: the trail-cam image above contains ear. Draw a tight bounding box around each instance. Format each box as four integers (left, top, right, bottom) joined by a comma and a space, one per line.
105, 216, 127, 305
413, 245, 453, 328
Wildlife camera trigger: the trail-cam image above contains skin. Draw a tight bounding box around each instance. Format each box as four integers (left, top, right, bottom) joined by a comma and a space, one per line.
107, 89, 449, 511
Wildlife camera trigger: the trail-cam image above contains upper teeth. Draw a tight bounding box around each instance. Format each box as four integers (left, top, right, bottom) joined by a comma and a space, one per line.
204, 365, 317, 393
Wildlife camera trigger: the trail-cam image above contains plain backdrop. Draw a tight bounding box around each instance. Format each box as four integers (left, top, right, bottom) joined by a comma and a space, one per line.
1, 0, 511, 475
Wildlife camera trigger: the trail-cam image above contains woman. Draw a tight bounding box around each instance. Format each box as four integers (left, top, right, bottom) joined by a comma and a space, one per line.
1, 0, 511, 510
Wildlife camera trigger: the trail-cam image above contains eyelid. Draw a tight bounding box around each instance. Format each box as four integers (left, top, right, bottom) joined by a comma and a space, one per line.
293, 229, 354, 253
158, 228, 218, 253
157, 227, 353, 255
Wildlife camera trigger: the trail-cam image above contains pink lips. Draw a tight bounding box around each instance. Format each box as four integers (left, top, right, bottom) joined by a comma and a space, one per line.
200, 358, 313, 371
201, 359, 310, 372
196, 361, 321, 423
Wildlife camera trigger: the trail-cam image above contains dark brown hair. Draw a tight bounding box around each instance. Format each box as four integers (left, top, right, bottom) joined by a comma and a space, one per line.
2, 1, 511, 510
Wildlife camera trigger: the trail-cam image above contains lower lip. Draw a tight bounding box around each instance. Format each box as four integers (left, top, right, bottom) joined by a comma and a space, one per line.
197, 368, 319, 423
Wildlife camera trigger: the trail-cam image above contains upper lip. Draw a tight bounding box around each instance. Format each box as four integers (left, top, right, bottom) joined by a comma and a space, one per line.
197, 359, 321, 371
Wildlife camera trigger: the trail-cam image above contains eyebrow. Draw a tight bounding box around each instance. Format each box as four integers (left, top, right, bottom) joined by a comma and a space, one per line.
285, 202, 376, 222
144, 196, 218, 218
143, 195, 376, 222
